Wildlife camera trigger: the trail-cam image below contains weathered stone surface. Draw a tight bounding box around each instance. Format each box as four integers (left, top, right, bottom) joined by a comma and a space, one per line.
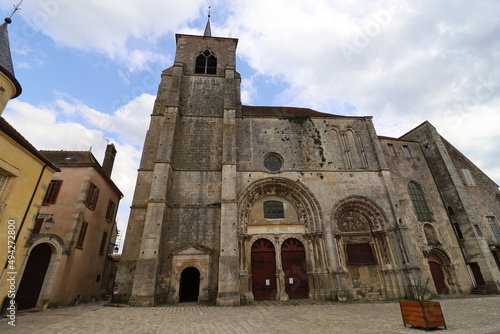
115, 31, 500, 307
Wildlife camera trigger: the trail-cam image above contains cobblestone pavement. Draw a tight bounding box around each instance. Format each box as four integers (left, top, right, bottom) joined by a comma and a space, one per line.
1, 295, 499, 334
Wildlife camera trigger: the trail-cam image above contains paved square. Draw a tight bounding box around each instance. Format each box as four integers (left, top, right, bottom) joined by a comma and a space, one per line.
2, 296, 499, 333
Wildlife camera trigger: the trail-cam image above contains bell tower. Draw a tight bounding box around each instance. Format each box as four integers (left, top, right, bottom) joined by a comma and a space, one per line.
0, 17, 22, 114
116, 18, 242, 306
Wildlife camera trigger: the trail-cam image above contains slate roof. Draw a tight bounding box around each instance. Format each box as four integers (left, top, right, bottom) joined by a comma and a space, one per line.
0, 117, 59, 171
0, 18, 21, 98
41, 150, 98, 166
41, 150, 124, 197
241, 105, 345, 118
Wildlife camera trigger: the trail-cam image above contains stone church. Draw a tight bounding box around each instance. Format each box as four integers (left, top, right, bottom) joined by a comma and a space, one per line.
114, 22, 500, 306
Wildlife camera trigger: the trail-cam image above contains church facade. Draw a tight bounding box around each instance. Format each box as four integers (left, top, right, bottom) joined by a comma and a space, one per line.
114, 28, 500, 306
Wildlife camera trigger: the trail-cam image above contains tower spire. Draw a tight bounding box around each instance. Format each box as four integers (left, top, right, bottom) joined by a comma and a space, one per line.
0, 2, 23, 100
203, 6, 211, 37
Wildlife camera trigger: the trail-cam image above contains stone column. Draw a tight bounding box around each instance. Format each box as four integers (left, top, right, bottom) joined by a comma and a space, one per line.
129, 106, 179, 306
216, 102, 240, 305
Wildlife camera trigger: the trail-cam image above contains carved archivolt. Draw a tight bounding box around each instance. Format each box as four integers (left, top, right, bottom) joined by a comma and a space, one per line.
331, 196, 388, 232
238, 177, 323, 234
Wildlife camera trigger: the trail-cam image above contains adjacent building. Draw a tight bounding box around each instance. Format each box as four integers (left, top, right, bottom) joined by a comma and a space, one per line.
115, 24, 500, 306
1, 15, 125, 311
14, 145, 123, 309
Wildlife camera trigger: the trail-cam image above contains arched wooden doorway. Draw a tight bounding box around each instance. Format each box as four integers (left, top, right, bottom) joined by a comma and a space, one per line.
16, 243, 52, 310
251, 239, 277, 300
428, 250, 450, 295
429, 262, 448, 294
281, 238, 309, 299
179, 267, 200, 302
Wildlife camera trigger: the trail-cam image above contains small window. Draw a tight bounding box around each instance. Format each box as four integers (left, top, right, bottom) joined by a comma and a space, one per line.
84, 182, 100, 210
453, 223, 464, 239
264, 154, 283, 172
263, 201, 285, 219
408, 181, 433, 221
105, 200, 116, 222
474, 224, 483, 237
195, 50, 217, 75
0, 171, 8, 195
346, 243, 376, 265
387, 143, 397, 157
487, 217, 500, 244
76, 221, 89, 249
96, 275, 101, 283
461, 169, 475, 186
447, 207, 455, 216
43, 180, 63, 205
99, 231, 108, 255
402, 145, 412, 158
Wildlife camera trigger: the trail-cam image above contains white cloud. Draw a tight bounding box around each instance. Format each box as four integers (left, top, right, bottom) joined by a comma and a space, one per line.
216, 0, 500, 185
3, 93, 154, 241
241, 75, 258, 105
8, 0, 208, 71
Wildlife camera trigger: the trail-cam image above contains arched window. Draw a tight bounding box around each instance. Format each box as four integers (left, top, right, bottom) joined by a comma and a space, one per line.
408, 181, 433, 221
195, 50, 217, 74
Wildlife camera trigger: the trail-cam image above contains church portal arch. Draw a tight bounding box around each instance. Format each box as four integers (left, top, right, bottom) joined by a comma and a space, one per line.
238, 177, 323, 234
331, 196, 391, 299
239, 177, 325, 301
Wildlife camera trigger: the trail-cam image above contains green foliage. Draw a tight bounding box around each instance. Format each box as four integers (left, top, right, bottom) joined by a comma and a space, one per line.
285, 115, 310, 126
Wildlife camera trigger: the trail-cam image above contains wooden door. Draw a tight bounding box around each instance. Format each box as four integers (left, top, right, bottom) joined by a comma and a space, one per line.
429, 261, 448, 295
16, 244, 52, 310
469, 263, 486, 285
251, 239, 277, 300
281, 238, 309, 299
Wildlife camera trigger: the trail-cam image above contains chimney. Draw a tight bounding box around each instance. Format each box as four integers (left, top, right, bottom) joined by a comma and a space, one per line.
102, 144, 116, 178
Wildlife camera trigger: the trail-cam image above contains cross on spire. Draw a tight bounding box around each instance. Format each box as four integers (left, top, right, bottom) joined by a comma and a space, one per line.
7, 0, 24, 22
204, 6, 212, 37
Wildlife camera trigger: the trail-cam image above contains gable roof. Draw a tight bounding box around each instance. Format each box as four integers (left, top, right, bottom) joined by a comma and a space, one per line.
41, 150, 123, 197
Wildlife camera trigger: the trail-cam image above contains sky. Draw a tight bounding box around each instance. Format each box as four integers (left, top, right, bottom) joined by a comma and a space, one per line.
2, 0, 499, 250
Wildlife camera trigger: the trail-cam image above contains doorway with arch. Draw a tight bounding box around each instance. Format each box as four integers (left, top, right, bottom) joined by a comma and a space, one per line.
179, 267, 201, 302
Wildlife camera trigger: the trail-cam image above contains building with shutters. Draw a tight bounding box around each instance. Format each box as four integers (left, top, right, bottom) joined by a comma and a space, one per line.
114, 21, 500, 306
13, 145, 123, 309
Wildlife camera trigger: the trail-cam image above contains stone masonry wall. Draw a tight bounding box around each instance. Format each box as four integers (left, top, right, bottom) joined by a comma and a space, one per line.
379, 137, 471, 294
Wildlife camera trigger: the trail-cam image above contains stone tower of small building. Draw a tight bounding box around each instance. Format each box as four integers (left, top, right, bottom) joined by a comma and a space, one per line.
115, 25, 242, 306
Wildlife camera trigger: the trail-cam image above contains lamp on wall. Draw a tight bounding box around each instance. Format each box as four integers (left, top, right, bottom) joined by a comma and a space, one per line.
44, 216, 55, 230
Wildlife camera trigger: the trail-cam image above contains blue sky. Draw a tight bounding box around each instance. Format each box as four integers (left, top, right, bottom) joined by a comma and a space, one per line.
2, 1, 500, 249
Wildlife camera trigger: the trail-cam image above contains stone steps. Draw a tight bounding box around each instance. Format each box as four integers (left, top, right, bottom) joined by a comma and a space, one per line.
470, 285, 488, 295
